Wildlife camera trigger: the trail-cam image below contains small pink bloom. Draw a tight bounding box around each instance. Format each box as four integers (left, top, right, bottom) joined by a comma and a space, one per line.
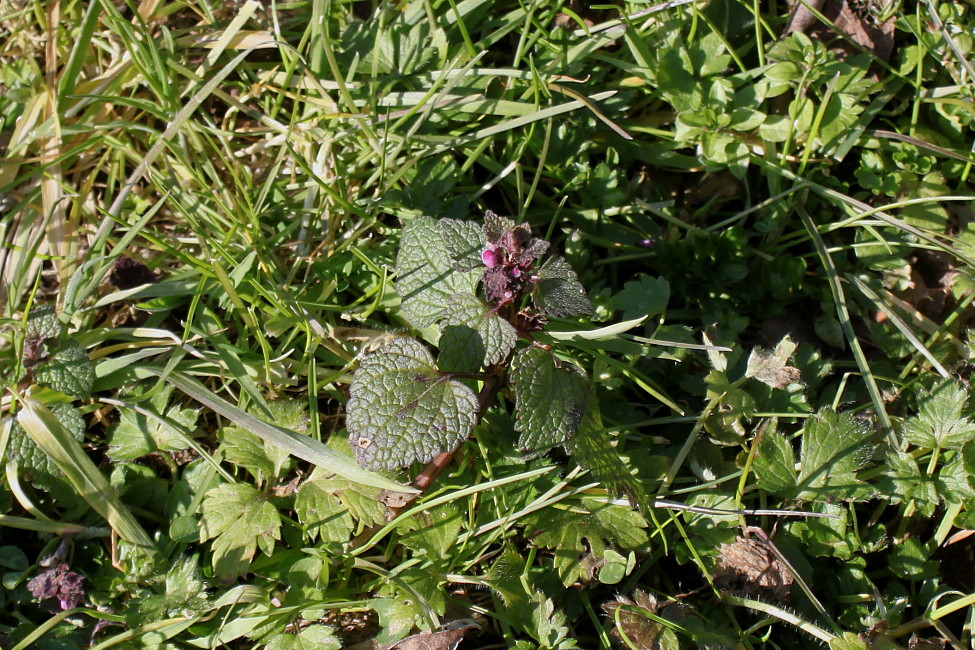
511, 267, 522, 278
482, 248, 499, 268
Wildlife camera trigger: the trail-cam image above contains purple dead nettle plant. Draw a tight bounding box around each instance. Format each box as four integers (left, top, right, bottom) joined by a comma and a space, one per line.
345, 211, 593, 482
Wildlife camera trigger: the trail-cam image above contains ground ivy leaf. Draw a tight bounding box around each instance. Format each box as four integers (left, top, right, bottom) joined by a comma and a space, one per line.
294, 474, 355, 543
752, 422, 798, 496
796, 409, 874, 502
745, 336, 801, 389
440, 218, 485, 272
437, 293, 517, 372
511, 347, 589, 452
395, 216, 479, 328
903, 379, 975, 450
347, 337, 478, 470
533, 255, 593, 318
33, 339, 94, 399
200, 483, 281, 582
529, 503, 648, 586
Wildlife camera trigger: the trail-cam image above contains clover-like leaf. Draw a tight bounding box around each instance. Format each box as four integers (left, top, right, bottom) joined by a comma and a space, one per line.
437, 293, 517, 372
347, 337, 478, 470
533, 255, 593, 317
511, 347, 589, 451
33, 339, 95, 399
440, 218, 485, 272
395, 216, 480, 328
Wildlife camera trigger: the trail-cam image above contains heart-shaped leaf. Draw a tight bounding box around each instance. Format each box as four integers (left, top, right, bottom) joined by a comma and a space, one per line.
533, 255, 593, 318
437, 293, 517, 372
347, 337, 478, 470
395, 216, 479, 328
511, 347, 589, 451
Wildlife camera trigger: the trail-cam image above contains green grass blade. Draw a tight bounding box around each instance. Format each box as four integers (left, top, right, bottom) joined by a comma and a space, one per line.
156, 370, 417, 493
797, 205, 895, 445
17, 398, 154, 547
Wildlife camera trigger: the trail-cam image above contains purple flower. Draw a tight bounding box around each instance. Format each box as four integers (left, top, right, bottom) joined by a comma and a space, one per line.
27, 563, 85, 611
482, 248, 500, 268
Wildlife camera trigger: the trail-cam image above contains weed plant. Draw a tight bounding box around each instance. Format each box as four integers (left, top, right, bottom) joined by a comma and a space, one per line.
2, 0, 975, 648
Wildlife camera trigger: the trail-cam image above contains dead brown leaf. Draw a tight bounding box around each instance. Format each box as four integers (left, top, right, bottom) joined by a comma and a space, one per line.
713, 537, 794, 603
384, 621, 478, 650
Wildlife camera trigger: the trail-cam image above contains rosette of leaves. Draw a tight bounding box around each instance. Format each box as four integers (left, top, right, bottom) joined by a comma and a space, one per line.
346, 211, 594, 471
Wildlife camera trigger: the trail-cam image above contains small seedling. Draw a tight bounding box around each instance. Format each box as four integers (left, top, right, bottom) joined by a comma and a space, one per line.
346, 211, 594, 472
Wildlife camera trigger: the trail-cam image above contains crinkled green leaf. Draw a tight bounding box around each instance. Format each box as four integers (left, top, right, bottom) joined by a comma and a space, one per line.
33, 339, 94, 399
530, 502, 648, 586
108, 385, 198, 460
437, 293, 517, 372
567, 394, 650, 514
440, 218, 485, 272
395, 216, 480, 328
294, 470, 355, 543
533, 255, 593, 318
754, 412, 874, 502
9, 403, 85, 505
26, 306, 62, 340
796, 410, 874, 502
745, 336, 801, 389
200, 483, 281, 582
903, 379, 975, 450
347, 337, 478, 470
511, 347, 589, 452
